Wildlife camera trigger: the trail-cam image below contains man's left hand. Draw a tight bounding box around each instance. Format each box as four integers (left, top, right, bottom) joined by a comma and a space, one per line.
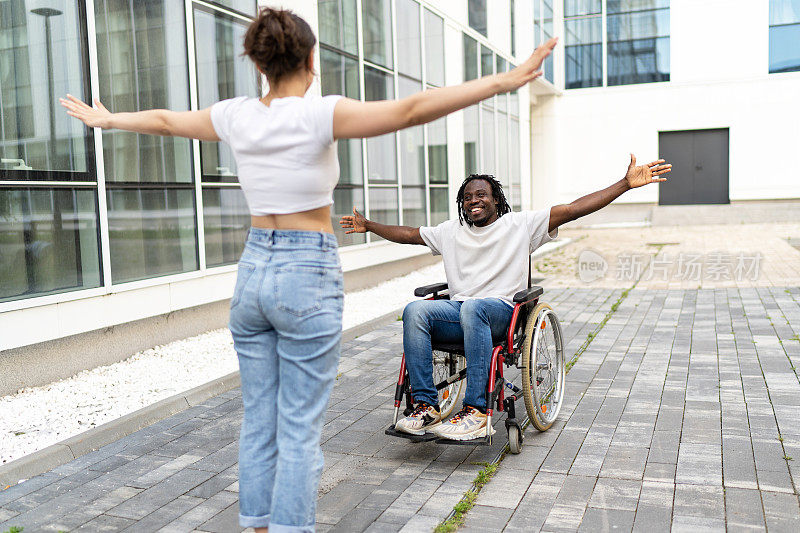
624, 154, 672, 189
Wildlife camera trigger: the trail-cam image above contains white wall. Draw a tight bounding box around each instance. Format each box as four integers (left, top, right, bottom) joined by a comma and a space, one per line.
532, 1, 800, 206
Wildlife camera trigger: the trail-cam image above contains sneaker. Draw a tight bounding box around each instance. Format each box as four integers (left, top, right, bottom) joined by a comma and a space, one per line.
394, 403, 442, 435
433, 406, 496, 441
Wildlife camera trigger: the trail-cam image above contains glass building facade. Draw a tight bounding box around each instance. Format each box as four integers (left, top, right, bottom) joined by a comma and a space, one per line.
770, 0, 800, 73
564, 0, 670, 88
1, 0, 526, 307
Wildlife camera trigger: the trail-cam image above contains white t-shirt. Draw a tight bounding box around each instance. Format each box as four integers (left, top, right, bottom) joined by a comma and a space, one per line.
419, 210, 557, 305
210, 94, 342, 215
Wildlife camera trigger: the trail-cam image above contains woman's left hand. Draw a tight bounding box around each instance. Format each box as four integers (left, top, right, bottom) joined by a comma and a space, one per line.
60, 94, 112, 129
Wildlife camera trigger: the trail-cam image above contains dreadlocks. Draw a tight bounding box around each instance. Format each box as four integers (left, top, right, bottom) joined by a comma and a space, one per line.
455, 174, 512, 226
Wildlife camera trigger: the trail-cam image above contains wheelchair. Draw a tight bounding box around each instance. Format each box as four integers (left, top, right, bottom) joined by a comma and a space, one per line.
385, 278, 566, 454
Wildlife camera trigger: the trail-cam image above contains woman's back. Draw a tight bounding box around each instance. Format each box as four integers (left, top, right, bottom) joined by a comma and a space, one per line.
211, 94, 341, 217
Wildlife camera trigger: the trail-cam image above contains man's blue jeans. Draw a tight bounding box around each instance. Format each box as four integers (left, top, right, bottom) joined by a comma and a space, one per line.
402, 298, 513, 412
229, 228, 343, 532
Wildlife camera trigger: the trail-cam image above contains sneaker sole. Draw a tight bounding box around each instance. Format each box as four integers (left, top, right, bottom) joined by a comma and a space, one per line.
435, 425, 496, 441
395, 421, 442, 436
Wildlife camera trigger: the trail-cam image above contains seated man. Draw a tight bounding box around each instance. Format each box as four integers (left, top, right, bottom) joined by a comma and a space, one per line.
340, 155, 671, 440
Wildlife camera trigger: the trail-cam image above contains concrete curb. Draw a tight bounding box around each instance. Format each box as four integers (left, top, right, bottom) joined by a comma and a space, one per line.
0, 313, 401, 488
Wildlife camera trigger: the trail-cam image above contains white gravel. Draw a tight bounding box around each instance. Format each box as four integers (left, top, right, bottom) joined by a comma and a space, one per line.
0, 261, 445, 466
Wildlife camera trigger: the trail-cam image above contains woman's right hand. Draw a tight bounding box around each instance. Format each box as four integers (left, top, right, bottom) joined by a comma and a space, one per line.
502, 37, 559, 91
339, 207, 368, 234
59, 95, 113, 129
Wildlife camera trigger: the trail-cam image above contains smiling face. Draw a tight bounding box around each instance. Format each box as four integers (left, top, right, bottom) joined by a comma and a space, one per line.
462, 179, 500, 227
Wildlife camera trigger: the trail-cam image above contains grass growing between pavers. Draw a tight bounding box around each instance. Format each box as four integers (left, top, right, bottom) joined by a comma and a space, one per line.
433, 462, 498, 533
434, 283, 638, 531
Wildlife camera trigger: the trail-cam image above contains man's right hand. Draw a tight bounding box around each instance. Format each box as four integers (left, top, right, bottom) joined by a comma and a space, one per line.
340, 207, 368, 234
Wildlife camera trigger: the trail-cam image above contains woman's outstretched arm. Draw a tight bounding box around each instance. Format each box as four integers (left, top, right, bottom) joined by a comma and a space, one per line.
333, 37, 557, 140
59, 94, 219, 141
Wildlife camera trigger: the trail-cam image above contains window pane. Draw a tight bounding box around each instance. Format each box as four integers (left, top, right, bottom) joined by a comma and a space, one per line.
481, 107, 495, 175
95, 0, 192, 183
362, 0, 393, 68
565, 0, 602, 17
402, 186, 426, 227
464, 106, 479, 176
194, 6, 260, 183
770, 23, 800, 72
481, 46, 494, 108
607, 0, 670, 14
607, 9, 669, 41
543, 0, 554, 82
468, 0, 487, 36
463, 34, 478, 81
497, 112, 508, 188
107, 188, 197, 283
565, 14, 603, 89
429, 187, 449, 225
771, 0, 800, 25
509, 89, 519, 117
510, 117, 520, 209
427, 117, 448, 184
607, 4, 670, 86
365, 67, 397, 183
425, 10, 445, 86
396, 0, 421, 79
0, 1, 92, 180
318, 0, 358, 54
207, 1, 256, 15
321, 50, 363, 185
0, 188, 100, 302
203, 187, 249, 267
332, 187, 365, 245
368, 187, 398, 241
399, 77, 424, 186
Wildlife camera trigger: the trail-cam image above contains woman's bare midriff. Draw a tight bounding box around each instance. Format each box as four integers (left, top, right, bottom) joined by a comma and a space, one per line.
250, 205, 334, 234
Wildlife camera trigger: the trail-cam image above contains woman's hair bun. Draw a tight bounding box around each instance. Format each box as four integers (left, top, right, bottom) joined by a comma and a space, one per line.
243, 7, 317, 83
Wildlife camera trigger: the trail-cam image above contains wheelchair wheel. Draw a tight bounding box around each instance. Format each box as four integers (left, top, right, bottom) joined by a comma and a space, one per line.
521, 303, 565, 431
508, 425, 522, 454
432, 349, 466, 418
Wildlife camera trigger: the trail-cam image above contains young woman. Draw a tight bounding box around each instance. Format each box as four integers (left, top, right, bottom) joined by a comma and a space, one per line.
61, 8, 557, 532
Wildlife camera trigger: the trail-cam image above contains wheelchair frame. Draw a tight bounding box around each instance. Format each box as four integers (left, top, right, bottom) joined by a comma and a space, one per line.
386, 281, 551, 447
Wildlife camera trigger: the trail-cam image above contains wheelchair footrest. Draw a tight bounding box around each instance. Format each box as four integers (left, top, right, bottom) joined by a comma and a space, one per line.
434, 435, 492, 446
385, 425, 439, 442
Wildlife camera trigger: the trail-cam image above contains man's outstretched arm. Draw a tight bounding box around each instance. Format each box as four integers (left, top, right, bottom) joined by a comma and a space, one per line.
548, 154, 671, 233
340, 207, 426, 245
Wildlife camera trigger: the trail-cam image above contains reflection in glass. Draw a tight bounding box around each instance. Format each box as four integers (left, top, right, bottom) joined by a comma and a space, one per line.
332, 187, 365, 245
0, 1, 91, 179
425, 10, 445, 87
430, 187, 449, 225
542, 0, 554, 83
195, 6, 260, 182
362, 0, 393, 68
368, 187, 398, 241
207, 0, 256, 15
480, 45, 494, 78
203, 187, 249, 267
607, 3, 670, 86
396, 0, 421, 79
403, 187, 426, 228
427, 117, 447, 184
318, 0, 358, 54
481, 107, 495, 175
565, 0, 602, 17
769, 0, 800, 73
107, 188, 197, 283
468, 0, 487, 36
464, 106, 479, 176
365, 67, 396, 183
321, 49, 362, 185
398, 77, 424, 186
463, 34, 478, 81
0, 188, 101, 302
565, 15, 603, 88
95, 0, 192, 183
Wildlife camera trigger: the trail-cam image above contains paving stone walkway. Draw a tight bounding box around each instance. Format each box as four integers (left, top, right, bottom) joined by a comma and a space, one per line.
1, 286, 800, 532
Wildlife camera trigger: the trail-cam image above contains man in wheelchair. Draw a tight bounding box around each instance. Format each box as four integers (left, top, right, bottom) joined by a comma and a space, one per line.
341, 155, 671, 440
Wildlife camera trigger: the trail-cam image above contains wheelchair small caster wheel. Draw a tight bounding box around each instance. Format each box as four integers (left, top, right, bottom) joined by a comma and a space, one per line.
508, 425, 522, 454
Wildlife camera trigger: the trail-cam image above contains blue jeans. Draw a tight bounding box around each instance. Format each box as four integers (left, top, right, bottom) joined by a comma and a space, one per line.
402, 298, 513, 411
228, 229, 343, 533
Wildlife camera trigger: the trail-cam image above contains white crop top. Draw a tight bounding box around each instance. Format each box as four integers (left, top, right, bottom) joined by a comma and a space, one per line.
209, 94, 342, 215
